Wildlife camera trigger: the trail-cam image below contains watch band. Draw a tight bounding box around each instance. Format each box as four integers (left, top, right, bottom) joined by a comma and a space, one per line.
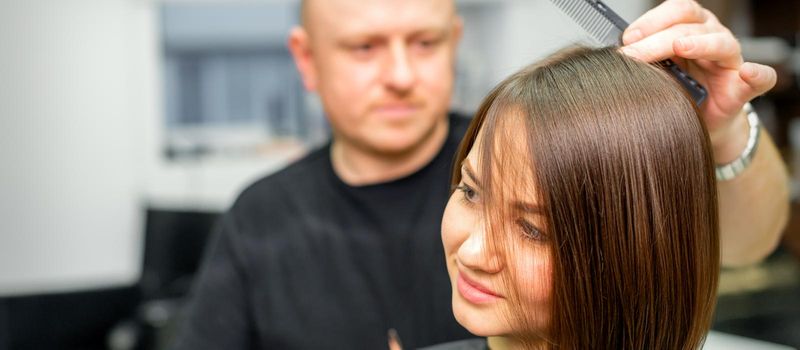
715, 103, 760, 181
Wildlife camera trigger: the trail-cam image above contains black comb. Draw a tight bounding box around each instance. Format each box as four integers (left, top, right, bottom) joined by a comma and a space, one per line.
549, 0, 708, 106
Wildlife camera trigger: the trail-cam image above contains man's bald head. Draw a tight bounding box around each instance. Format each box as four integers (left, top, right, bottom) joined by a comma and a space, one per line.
299, 0, 457, 34
299, 0, 311, 28
287, 0, 463, 162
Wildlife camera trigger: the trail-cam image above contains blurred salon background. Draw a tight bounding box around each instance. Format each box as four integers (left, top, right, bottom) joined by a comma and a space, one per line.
0, 0, 798, 349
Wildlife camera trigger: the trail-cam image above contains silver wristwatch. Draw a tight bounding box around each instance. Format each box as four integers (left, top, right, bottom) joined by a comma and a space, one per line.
715, 103, 761, 181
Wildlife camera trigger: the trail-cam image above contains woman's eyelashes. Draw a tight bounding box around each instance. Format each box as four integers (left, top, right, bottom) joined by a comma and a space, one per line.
455, 182, 479, 207
455, 179, 546, 242
516, 218, 546, 241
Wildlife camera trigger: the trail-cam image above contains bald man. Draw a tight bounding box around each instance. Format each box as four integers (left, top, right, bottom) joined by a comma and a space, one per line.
173, 0, 788, 349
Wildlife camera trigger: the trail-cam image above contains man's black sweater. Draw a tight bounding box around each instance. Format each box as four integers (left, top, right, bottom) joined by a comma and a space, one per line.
174, 114, 475, 349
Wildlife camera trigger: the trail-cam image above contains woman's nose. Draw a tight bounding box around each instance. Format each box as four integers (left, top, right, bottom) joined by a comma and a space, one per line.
457, 226, 503, 274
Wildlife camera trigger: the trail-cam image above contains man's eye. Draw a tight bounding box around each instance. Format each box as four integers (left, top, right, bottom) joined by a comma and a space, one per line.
353, 43, 373, 52
346, 42, 377, 56
414, 38, 440, 50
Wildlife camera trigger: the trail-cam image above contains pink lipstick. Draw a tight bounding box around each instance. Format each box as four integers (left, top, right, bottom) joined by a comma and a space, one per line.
456, 272, 502, 304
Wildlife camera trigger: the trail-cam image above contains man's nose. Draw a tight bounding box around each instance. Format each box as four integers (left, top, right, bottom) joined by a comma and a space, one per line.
457, 225, 503, 274
384, 42, 416, 93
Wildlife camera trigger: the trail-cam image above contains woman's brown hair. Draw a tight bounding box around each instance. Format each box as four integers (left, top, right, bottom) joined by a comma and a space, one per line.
451, 47, 719, 349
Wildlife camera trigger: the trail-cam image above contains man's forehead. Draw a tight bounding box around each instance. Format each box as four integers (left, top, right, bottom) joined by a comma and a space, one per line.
303, 0, 456, 36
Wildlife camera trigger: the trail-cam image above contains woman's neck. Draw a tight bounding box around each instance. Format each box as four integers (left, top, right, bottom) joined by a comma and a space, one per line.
488, 336, 518, 350
488, 336, 548, 350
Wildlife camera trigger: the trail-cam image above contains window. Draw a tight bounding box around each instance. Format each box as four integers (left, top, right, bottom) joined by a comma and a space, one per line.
161, 2, 327, 160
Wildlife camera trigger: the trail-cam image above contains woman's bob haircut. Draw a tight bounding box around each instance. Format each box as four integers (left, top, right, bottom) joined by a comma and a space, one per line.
451, 46, 719, 349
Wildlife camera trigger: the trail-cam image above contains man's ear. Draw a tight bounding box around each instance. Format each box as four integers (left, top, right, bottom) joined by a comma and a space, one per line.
288, 27, 317, 91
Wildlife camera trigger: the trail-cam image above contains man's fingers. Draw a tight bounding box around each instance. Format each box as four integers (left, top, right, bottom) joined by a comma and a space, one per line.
624, 0, 708, 44
739, 62, 778, 99
715, 62, 777, 112
621, 23, 708, 63
388, 338, 402, 350
388, 329, 403, 350
674, 32, 743, 69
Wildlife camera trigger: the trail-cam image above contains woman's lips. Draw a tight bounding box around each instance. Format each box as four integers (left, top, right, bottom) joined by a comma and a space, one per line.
456, 271, 502, 304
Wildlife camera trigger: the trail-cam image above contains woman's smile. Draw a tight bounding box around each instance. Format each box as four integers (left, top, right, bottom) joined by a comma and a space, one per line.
456, 267, 503, 304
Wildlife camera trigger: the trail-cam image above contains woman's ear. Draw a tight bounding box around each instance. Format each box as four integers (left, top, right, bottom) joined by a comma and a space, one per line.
288, 27, 317, 91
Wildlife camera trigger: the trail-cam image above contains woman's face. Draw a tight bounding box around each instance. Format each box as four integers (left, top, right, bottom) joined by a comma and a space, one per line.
441, 121, 552, 338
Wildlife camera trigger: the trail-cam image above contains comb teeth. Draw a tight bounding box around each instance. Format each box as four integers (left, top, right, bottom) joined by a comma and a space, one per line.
549, 0, 624, 46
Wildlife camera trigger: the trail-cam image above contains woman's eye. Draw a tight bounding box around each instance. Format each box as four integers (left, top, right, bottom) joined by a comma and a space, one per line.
516, 219, 545, 241
455, 184, 479, 205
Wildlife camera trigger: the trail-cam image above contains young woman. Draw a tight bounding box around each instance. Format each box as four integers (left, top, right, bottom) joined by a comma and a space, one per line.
433, 47, 719, 349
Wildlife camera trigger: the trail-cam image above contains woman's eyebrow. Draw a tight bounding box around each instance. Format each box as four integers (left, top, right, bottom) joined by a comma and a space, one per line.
513, 201, 543, 215
461, 160, 482, 188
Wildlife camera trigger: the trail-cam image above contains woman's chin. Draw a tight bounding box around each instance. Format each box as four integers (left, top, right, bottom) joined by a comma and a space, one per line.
452, 303, 506, 337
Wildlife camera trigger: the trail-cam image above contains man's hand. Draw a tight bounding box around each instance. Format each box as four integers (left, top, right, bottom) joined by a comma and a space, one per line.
620, 0, 789, 267
621, 0, 777, 163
